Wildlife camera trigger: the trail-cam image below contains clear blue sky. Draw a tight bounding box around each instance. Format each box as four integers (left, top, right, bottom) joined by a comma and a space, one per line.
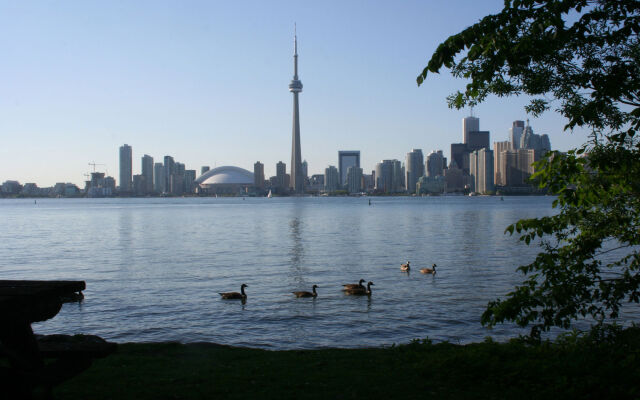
0, 0, 590, 186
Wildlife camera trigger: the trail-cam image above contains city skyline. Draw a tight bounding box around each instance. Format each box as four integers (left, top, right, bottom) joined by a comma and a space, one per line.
0, 1, 592, 187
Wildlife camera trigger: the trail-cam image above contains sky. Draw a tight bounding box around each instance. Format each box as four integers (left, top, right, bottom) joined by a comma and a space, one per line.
0, 0, 592, 187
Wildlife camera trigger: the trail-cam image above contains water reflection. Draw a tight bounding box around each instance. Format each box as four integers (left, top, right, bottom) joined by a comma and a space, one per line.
288, 201, 305, 286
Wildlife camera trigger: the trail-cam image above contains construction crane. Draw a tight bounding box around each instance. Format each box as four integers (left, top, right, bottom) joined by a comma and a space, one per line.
88, 162, 105, 172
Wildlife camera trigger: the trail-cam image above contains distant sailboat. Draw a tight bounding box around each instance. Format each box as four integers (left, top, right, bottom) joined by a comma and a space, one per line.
267, 189, 272, 198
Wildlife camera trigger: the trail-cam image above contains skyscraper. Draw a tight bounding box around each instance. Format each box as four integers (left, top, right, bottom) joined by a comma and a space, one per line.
405, 149, 424, 193
338, 151, 360, 187
510, 120, 525, 149
324, 166, 339, 193
493, 141, 511, 186
154, 162, 165, 193
119, 144, 132, 193
463, 115, 480, 144
276, 161, 287, 191
469, 148, 495, 194
426, 150, 444, 177
141, 154, 154, 194
254, 161, 264, 189
346, 166, 363, 194
289, 28, 304, 194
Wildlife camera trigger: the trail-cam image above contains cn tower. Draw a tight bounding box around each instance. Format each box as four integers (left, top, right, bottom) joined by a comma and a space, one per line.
289, 26, 304, 194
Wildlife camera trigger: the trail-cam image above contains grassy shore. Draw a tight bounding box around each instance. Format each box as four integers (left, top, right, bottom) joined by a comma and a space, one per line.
54, 328, 640, 400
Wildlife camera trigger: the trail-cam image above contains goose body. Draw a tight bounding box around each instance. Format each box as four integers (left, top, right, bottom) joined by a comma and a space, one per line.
344, 281, 374, 296
400, 261, 410, 271
293, 285, 318, 298
342, 279, 366, 290
220, 284, 248, 299
420, 264, 437, 274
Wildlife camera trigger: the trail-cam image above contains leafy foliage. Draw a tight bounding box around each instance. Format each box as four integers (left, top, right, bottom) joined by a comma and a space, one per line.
418, 0, 640, 338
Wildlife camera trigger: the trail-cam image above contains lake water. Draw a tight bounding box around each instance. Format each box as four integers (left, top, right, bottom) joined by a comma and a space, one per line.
1, 196, 623, 349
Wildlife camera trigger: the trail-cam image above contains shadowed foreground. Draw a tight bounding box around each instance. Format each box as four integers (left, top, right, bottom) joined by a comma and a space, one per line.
54, 328, 639, 399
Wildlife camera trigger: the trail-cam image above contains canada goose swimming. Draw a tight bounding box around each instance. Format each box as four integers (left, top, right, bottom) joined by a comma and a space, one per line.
420, 264, 437, 274
342, 279, 366, 290
344, 281, 374, 296
400, 261, 410, 271
219, 284, 248, 299
293, 285, 318, 298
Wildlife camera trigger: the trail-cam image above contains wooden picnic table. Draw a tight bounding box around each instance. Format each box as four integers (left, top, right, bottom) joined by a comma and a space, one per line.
0, 280, 115, 399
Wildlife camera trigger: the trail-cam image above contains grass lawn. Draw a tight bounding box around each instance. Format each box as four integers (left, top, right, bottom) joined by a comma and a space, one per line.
53, 327, 640, 399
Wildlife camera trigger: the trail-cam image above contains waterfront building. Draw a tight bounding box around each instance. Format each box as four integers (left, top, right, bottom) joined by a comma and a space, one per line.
184, 170, 196, 194
1, 180, 22, 195
469, 148, 495, 194
254, 161, 265, 189
493, 141, 511, 186
163, 156, 175, 193
289, 30, 304, 194
375, 159, 403, 193
119, 144, 132, 193
405, 149, 424, 193
338, 151, 360, 188
346, 166, 363, 194
133, 174, 145, 196
444, 161, 468, 193
276, 161, 287, 192
195, 166, 254, 195
450, 143, 469, 175
301, 160, 308, 180
141, 154, 154, 194
509, 120, 525, 149
416, 175, 445, 195
324, 166, 339, 193
154, 163, 165, 193
426, 150, 445, 177
309, 174, 324, 192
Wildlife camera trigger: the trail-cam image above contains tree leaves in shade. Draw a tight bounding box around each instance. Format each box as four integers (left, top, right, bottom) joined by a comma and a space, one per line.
418, 0, 640, 338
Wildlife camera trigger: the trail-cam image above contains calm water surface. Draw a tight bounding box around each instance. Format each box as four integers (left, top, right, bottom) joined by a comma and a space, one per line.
0, 196, 618, 349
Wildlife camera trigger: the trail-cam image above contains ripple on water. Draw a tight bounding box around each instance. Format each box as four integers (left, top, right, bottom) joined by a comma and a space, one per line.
10, 196, 639, 349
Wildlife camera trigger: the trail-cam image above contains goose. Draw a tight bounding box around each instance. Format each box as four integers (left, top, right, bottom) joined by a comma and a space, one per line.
219, 284, 248, 300
420, 264, 437, 274
342, 279, 366, 290
344, 281, 374, 296
293, 285, 319, 298
400, 261, 410, 271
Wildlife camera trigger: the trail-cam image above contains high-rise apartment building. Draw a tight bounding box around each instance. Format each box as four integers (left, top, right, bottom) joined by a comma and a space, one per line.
405, 149, 424, 193
254, 162, 265, 189
346, 166, 363, 194
119, 144, 132, 193
375, 160, 403, 193
184, 170, 196, 194
276, 161, 287, 191
154, 163, 165, 193
470, 148, 494, 194
338, 151, 360, 187
163, 156, 175, 192
141, 154, 154, 194
493, 141, 511, 186
324, 166, 339, 193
